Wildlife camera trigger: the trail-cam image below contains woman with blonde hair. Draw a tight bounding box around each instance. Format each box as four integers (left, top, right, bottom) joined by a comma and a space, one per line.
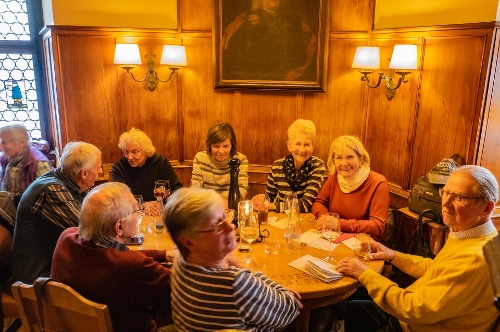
112, 128, 182, 214
312, 135, 389, 241
253, 119, 325, 212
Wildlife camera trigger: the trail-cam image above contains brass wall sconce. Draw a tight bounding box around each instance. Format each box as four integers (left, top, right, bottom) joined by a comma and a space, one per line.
114, 44, 187, 92
352, 44, 417, 100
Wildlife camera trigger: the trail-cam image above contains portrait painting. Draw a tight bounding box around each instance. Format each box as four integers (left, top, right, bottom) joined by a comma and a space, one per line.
214, 0, 328, 91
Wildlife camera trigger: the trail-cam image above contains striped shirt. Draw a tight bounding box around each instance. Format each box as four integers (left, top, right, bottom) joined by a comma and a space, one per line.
265, 156, 325, 213
192, 151, 249, 200
171, 256, 299, 332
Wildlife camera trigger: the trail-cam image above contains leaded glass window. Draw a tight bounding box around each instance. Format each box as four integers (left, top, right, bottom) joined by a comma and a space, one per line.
0, 0, 44, 140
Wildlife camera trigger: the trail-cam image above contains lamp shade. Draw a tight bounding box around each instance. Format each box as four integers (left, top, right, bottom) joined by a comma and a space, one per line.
389, 44, 417, 70
160, 45, 187, 67
352, 47, 380, 70
114, 44, 141, 65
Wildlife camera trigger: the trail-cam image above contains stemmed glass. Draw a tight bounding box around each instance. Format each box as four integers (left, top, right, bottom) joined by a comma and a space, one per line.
322, 212, 341, 262
238, 201, 258, 263
133, 195, 144, 238
154, 180, 166, 233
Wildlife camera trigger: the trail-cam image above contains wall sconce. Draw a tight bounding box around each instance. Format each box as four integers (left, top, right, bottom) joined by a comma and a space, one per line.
352, 44, 417, 100
114, 43, 187, 92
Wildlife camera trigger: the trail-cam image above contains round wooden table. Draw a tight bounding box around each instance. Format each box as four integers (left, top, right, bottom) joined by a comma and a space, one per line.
131, 213, 384, 332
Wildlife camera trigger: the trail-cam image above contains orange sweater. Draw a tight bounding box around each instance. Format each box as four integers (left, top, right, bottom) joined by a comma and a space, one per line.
311, 171, 389, 241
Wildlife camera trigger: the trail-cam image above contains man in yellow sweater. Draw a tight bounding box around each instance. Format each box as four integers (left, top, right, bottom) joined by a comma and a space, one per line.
337, 165, 499, 332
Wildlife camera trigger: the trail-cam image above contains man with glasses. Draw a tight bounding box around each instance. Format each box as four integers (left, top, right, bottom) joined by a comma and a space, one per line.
51, 182, 173, 332
12, 141, 102, 284
336, 165, 499, 332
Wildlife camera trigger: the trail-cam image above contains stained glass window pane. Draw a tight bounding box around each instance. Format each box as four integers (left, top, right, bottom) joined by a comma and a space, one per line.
0, 0, 29, 41
0, 53, 41, 139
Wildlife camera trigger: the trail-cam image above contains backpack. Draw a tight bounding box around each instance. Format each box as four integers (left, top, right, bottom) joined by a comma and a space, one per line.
407, 174, 443, 223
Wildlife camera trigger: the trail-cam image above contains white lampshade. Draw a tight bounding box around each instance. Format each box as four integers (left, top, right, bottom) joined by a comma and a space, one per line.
389, 44, 417, 70
114, 44, 142, 65
352, 47, 380, 70
160, 45, 187, 67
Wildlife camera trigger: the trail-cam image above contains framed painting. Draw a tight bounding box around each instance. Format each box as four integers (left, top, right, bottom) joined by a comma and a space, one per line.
214, 0, 328, 91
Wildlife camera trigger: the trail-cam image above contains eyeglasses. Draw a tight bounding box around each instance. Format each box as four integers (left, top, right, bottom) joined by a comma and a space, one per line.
438, 188, 483, 205
196, 212, 234, 234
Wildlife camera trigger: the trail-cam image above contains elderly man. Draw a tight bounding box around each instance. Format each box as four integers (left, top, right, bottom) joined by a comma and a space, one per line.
12, 141, 102, 284
0, 123, 51, 207
51, 182, 172, 332
337, 165, 499, 332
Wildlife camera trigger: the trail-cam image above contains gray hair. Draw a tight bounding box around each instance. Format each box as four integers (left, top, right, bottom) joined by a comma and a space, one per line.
60, 142, 101, 178
79, 182, 134, 242
0, 122, 29, 143
205, 123, 237, 157
452, 165, 499, 204
118, 128, 156, 157
163, 187, 224, 259
327, 135, 371, 171
287, 119, 317, 142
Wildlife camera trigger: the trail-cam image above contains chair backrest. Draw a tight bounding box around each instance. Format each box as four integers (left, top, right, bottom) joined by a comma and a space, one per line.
11, 278, 113, 332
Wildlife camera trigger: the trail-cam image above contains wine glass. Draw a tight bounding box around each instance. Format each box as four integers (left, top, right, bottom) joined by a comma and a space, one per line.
322, 212, 341, 262
153, 180, 166, 233
133, 195, 144, 237
238, 201, 258, 263
163, 180, 171, 199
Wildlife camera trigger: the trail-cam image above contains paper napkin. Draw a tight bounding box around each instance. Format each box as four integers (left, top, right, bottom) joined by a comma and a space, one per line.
308, 238, 340, 252
288, 254, 343, 283
300, 229, 323, 244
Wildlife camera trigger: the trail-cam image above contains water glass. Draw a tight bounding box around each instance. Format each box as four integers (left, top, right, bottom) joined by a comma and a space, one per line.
263, 237, 280, 255
354, 233, 372, 261
155, 200, 166, 234
284, 212, 301, 249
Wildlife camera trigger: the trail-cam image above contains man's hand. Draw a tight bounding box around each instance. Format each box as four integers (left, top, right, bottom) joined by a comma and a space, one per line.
370, 241, 396, 261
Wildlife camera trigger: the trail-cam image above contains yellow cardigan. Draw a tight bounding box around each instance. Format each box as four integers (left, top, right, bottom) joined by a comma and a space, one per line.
359, 229, 499, 332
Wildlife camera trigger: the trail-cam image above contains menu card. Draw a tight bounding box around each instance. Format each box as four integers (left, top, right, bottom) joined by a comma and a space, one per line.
288, 254, 343, 283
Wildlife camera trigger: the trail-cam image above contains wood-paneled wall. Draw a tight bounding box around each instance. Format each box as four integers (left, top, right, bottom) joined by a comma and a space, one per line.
41, 0, 500, 207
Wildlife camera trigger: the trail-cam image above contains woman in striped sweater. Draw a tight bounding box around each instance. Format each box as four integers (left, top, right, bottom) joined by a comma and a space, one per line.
164, 187, 301, 332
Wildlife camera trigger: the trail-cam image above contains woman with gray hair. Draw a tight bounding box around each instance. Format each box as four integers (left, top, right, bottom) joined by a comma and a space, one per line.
164, 187, 301, 332
0, 122, 51, 206
312, 135, 389, 242
253, 119, 325, 212
51, 182, 172, 332
112, 128, 182, 214
191, 123, 248, 200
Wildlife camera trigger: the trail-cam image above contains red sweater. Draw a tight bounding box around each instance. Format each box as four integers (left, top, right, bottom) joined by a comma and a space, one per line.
50, 228, 171, 332
311, 171, 389, 242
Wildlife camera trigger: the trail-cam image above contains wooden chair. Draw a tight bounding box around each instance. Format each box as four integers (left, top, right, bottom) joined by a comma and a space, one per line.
11, 278, 113, 332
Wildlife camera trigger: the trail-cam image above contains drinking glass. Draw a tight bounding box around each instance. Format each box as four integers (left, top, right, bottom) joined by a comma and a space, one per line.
354, 233, 371, 261
133, 195, 144, 237
238, 201, 258, 263
283, 192, 295, 216
257, 197, 269, 224
264, 237, 280, 255
322, 212, 341, 262
163, 180, 171, 199
153, 180, 166, 233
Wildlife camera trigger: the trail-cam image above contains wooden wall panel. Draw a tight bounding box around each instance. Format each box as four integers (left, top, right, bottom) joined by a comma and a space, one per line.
411, 34, 490, 185
179, 0, 212, 32
304, 36, 369, 166
330, 0, 376, 32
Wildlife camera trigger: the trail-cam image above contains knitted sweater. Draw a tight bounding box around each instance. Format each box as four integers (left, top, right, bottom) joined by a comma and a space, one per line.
311, 171, 389, 241
191, 151, 248, 199
360, 226, 499, 332
264, 155, 325, 213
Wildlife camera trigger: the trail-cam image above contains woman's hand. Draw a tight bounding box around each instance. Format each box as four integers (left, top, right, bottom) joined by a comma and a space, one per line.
287, 288, 303, 309
369, 241, 396, 261
251, 194, 266, 210
336, 257, 369, 279
315, 214, 335, 231
143, 201, 160, 216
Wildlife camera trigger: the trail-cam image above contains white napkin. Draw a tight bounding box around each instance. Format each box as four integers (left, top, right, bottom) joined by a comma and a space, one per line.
268, 217, 288, 229
300, 229, 323, 244
342, 236, 357, 250
308, 238, 340, 252
288, 254, 343, 283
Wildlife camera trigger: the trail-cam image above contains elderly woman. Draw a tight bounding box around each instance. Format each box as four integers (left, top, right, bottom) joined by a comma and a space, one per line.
164, 187, 301, 332
312, 135, 389, 242
112, 128, 182, 214
0, 122, 51, 206
191, 123, 248, 200
253, 119, 325, 212
51, 182, 172, 332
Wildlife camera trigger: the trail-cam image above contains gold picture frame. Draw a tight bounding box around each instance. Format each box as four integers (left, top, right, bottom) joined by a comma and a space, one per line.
214, 0, 328, 91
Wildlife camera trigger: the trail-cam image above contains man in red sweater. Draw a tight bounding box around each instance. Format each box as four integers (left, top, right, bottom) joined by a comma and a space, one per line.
51, 182, 172, 332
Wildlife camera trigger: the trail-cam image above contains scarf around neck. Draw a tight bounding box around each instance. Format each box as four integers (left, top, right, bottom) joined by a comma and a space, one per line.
282, 154, 313, 192
337, 164, 370, 193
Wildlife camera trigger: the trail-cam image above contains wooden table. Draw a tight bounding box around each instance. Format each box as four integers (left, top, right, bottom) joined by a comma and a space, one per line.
131, 213, 384, 332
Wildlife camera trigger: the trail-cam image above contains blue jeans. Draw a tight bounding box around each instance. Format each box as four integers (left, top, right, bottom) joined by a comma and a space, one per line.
345, 299, 403, 332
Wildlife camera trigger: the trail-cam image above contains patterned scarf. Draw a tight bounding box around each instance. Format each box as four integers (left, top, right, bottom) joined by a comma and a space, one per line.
282, 154, 313, 192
